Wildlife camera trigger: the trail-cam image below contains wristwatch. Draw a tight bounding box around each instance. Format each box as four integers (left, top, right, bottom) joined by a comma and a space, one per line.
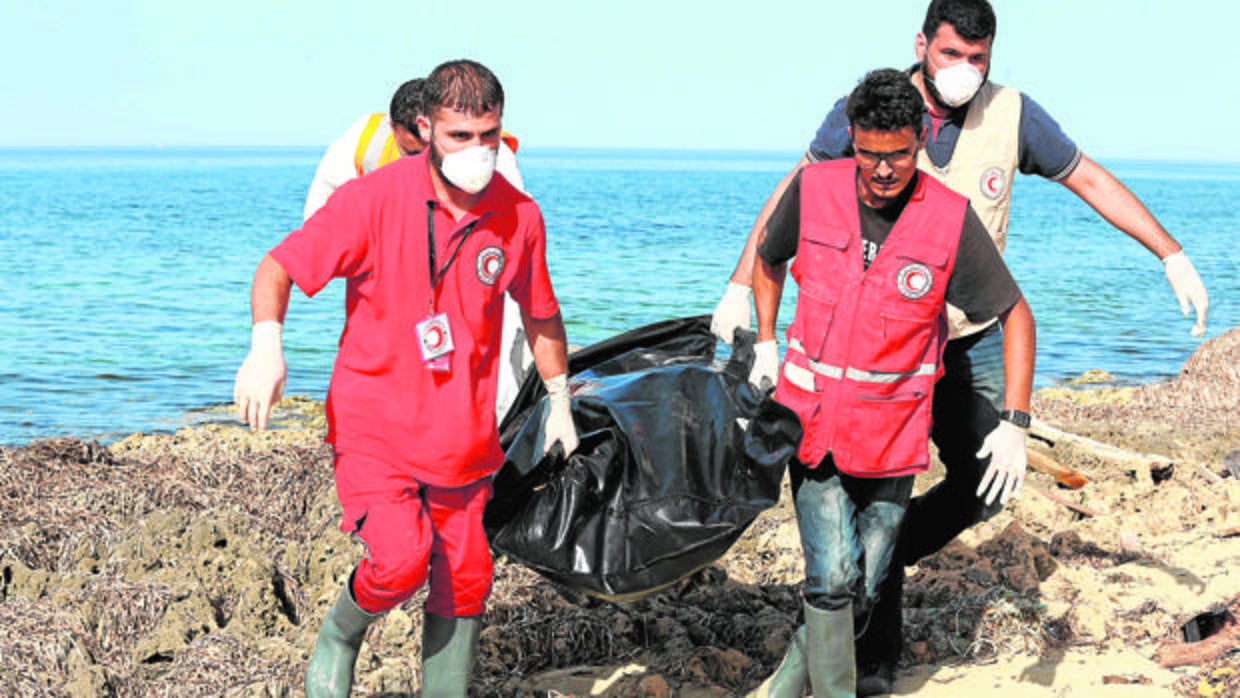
999, 409, 1032, 429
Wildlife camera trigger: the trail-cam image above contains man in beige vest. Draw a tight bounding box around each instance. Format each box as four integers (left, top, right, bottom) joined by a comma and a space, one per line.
718, 1, 1209, 695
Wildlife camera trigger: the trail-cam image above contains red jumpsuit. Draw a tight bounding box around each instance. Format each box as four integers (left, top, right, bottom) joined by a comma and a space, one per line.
273, 151, 559, 615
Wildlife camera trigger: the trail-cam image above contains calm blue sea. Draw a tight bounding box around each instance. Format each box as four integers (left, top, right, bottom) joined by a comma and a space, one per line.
1, 147, 1236, 446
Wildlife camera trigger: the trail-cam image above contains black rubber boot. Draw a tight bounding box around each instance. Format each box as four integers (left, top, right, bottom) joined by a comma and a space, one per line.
854, 567, 903, 697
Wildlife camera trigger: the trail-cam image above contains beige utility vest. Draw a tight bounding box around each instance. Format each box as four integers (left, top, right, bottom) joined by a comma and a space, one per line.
917, 81, 1021, 339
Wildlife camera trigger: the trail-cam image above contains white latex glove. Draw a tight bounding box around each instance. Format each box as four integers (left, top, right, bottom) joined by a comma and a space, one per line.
233, 321, 286, 431
710, 282, 752, 344
976, 420, 1027, 506
749, 340, 780, 392
1162, 251, 1209, 337
541, 374, 578, 457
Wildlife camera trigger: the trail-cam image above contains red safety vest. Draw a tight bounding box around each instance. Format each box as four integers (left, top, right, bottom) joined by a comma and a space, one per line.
775, 159, 967, 477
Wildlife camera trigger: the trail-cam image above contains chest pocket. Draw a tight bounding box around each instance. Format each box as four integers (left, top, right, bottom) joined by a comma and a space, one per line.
866, 252, 947, 374
792, 222, 852, 360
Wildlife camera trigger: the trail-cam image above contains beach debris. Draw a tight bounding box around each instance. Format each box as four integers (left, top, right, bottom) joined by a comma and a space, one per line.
1102, 673, 1152, 685
1150, 461, 1176, 484
1068, 368, 1116, 385
1119, 530, 1145, 558
1223, 449, 1240, 479
1193, 461, 1225, 484
1197, 667, 1237, 698
1031, 418, 1175, 479
1181, 608, 1236, 643
1026, 448, 1089, 489
1024, 484, 1103, 518
1157, 600, 1240, 668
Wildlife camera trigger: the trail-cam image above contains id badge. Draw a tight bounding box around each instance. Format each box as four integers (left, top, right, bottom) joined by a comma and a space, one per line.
416, 313, 455, 371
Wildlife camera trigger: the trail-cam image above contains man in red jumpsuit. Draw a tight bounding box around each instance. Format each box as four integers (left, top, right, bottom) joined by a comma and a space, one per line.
233, 59, 578, 698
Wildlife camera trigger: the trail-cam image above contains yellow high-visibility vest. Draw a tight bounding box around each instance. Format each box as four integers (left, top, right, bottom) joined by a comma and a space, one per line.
352, 114, 402, 177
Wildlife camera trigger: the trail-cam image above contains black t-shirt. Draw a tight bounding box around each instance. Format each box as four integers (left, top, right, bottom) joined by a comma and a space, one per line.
758, 169, 1021, 324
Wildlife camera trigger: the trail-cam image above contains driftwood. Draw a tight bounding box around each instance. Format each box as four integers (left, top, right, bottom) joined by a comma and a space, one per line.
1030, 418, 1174, 472
1025, 483, 1103, 517
1026, 448, 1089, 489
1215, 526, 1240, 539
1156, 615, 1240, 668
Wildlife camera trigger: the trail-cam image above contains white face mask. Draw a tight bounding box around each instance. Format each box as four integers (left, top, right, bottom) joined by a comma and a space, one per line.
929, 60, 984, 108
439, 145, 497, 194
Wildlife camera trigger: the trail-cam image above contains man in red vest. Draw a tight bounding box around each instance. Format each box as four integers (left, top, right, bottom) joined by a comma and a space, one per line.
745, 68, 1035, 697
721, 1, 1208, 693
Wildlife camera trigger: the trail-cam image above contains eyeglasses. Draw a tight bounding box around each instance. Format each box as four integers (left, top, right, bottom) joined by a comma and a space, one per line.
853, 147, 917, 169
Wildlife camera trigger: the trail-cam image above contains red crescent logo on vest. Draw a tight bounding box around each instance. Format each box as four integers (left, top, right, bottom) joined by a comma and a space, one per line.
897, 263, 934, 300
476, 246, 505, 285
980, 166, 1007, 200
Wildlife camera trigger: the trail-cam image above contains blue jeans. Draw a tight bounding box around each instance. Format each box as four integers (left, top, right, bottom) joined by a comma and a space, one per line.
793, 461, 914, 613
894, 322, 1006, 566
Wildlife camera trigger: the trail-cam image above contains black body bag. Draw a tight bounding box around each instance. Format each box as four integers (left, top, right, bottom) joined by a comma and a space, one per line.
484, 316, 802, 601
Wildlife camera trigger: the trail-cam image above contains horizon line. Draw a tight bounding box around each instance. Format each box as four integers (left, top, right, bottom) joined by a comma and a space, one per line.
2, 144, 1239, 166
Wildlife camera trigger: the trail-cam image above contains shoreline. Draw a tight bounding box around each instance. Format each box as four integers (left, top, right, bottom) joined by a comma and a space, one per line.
0, 360, 1196, 451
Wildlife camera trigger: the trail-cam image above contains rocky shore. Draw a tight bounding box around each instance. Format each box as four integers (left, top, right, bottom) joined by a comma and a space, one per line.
2, 328, 1238, 697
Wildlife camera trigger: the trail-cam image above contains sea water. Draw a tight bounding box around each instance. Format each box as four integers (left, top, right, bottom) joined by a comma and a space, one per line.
0, 147, 1235, 446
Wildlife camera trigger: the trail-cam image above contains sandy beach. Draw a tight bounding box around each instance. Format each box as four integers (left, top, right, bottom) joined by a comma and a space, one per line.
2, 327, 1237, 697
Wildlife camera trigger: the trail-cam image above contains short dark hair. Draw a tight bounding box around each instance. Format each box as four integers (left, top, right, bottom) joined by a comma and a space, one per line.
389, 78, 426, 132
845, 69, 926, 132
922, 0, 996, 42
424, 60, 504, 116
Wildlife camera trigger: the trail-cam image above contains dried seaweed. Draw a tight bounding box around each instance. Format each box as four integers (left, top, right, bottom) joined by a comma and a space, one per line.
1, 328, 1238, 696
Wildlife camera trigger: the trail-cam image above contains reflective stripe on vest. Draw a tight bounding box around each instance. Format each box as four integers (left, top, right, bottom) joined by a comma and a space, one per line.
777, 160, 966, 478
353, 114, 401, 177
786, 338, 937, 384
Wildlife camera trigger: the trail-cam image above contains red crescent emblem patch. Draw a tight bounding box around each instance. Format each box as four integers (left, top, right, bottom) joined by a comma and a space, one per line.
476, 246, 505, 285
897, 263, 934, 300
980, 166, 1007, 200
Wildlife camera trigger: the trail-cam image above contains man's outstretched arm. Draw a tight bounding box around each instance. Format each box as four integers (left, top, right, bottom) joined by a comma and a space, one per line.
1060, 154, 1208, 336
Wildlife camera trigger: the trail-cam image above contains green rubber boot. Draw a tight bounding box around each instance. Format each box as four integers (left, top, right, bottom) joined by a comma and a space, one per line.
305, 582, 380, 698
421, 613, 482, 697
806, 603, 856, 698
747, 625, 809, 697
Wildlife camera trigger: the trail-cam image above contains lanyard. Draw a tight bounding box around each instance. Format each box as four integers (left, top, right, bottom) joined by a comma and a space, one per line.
426, 201, 478, 310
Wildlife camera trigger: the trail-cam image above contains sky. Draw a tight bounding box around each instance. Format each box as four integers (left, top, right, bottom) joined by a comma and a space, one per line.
3, 0, 1238, 161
